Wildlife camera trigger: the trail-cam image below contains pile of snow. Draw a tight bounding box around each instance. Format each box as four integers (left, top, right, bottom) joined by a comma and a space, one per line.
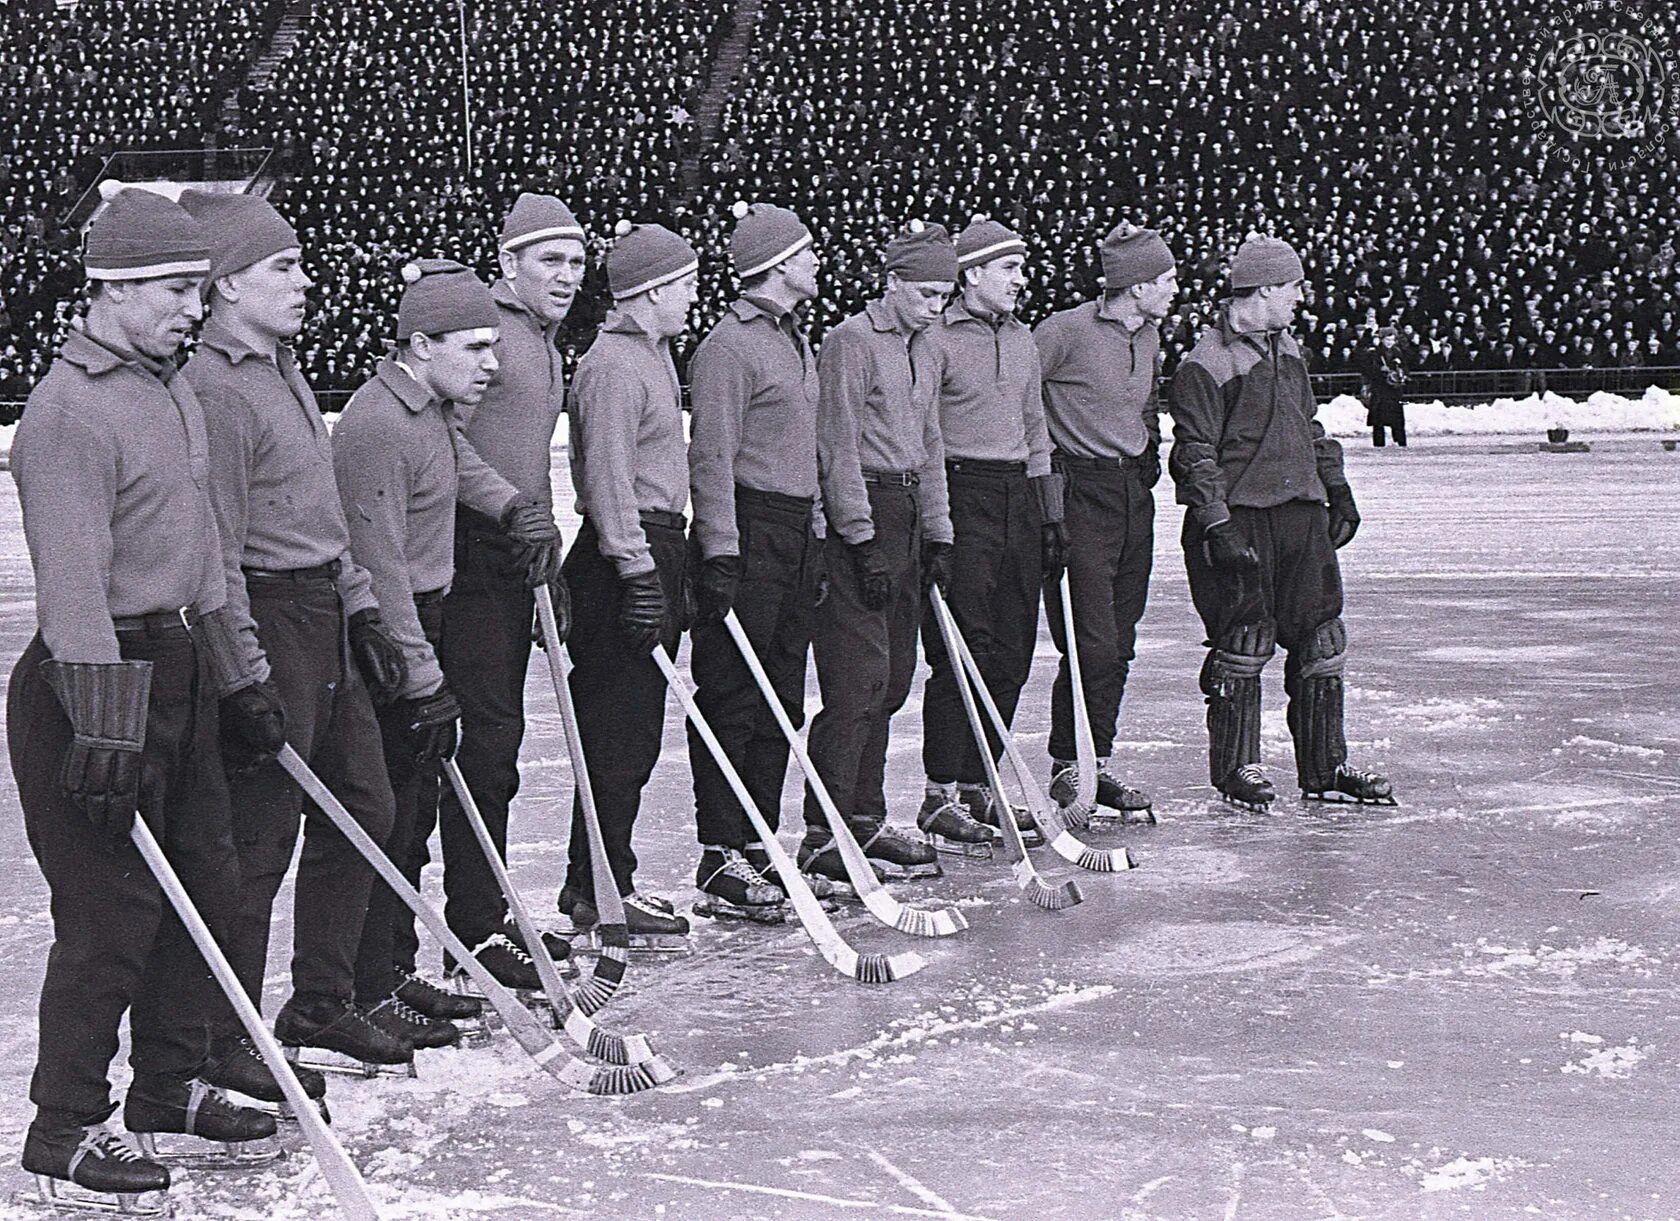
1314, 384, 1680, 438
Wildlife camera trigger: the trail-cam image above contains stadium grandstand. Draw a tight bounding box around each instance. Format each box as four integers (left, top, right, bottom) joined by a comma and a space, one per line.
2, 0, 1677, 408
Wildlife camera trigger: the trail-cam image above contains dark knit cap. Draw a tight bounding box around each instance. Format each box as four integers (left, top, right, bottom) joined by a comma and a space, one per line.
955, 215, 1027, 270
884, 221, 959, 282
83, 185, 210, 281
396, 259, 499, 341
607, 220, 699, 300
177, 190, 300, 283
500, 192, 585, 252
729, 201, 813, 278
1099, 222, 1175, 290
1229, 234, 1305, 289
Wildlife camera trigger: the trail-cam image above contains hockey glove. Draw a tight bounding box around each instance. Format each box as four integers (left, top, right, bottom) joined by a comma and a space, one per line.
921, 540, 953, 596
1203, 522, 1260, 574
1041, 521, 1068, 584
501, 495, 564, 588
220, 680, 288, 776
695, 555, 741, 626
348, 609, 407, 705
533, 575, 572, 650
619, 569, 668, 655
40, 659, 152, 845
403, 683, 461, 762
848, 538, 892, 611
1326, 484, 1361, 549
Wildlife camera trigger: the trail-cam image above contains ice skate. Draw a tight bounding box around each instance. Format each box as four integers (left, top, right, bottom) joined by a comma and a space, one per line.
956, 783, 1042, 848
21, 1123, 169, 1216
499, 917, 579, 977
850, 820, 942, 880
795, 834, 880, 903
1217, 764, 1276, 812
916, 790, 995, 859
123, 1078, 282, 1169
1303, 765, 1397, 806
397, 971, 483, 1022
1049, 763, 1154, 829
692, 847, 787, 924
274, 995, 415, 1080
202, 1036, 327, 1124
745, 842, 839, 904
556, 888, 692, 954
366, 993, 460, 1050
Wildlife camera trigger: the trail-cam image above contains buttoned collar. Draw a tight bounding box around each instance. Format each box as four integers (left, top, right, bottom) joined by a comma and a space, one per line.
200, 318, 282, 366
944, 295, 1018, 331
865, 297, 913, 337
60, 323, 172, 382
599, 308, 661, 340
375, 353, 437, 414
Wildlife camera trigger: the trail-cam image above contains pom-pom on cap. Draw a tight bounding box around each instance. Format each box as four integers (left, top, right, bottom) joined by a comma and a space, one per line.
730, 202, 813, 279
884, 220, 958, 282
613, 218, 634, 239
955, 216, 1026, 270
500, 192, 584, 252
83, 186, 211, 282
396, 258, 498, 341
731, 199, 751, 221
608, 222, 699, 299
1099, 221, 1175, 290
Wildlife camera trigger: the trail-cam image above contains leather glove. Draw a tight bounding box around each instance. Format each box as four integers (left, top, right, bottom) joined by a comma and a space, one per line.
921, 540, 953, 596
348, 608, 407, 705
40, 659, 151, 846
619, 569, 668, 655
1203, 522, 1260, 573
1041, 521, 1068, 584
533, 575, 572, 650
848, 538, 892, 611
1139, 446, 1162, 491
1326, 484, 1361, 549
695, 555, 741, 626
501, 495, 563, 588
220, 679, 288, 775
403, 683, 461, 762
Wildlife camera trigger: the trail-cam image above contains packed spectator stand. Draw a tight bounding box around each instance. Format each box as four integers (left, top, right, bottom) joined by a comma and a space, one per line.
1, 0, 1677, 402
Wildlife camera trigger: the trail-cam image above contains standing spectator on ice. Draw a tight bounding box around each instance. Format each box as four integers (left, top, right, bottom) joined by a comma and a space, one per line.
1360, 325, 1410, 447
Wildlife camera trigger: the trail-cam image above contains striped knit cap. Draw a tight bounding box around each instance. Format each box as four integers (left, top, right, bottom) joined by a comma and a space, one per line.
83, 185, 210, 282
729, 201, 813, 279
955, 215, 1027, 270
607, 220, 699, 300
500, 192, 585, 252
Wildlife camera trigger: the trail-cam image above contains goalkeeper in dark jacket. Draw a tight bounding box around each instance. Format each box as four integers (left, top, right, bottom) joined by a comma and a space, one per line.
1167, 234, 1393, 811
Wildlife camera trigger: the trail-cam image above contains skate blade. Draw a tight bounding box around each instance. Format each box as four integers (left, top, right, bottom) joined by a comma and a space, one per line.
1088, 808, 1156, 830
21, 1179, 169, 1217
1303, 791, 1399, 807
447, 974, 563, 1034
869, 858, 943, 882
1218, 792, 1273, 814
284, 1046, 415, 1080
924, 832, 995, 860
802, 873, 863, 904
131, 1132, 283, 1170
692, 895, 788, 925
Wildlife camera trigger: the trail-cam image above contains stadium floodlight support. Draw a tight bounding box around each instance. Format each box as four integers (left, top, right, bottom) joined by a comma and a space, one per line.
457, 0, 474, 176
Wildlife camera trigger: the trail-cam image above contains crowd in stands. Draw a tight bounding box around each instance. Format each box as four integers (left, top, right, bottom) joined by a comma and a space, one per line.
3, 0, 1678, 398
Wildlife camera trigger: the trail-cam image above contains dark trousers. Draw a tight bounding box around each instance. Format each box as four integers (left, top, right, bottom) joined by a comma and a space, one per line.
690, 488, 822, 847
1046, 458, 1155, 761
9, 628, 239, 1126
355, 595, 445, 1002
219, 577, 394, 1029
1372, 419, 1407, 447
921, 462, 1042, 785
562, 516, 687, 899
804, 482, 923, 830
1183, 500, 1343, 651
436, 512, 535, 950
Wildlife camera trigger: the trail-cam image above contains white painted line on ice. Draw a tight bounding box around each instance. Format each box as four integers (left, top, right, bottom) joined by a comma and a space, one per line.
866, 1147, 962, 1215
644, 1173, 1000, 1220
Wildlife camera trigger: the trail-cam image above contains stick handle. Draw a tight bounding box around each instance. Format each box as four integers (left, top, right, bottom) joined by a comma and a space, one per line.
129, 817, 381, 1220
1058, 570, 1099, 808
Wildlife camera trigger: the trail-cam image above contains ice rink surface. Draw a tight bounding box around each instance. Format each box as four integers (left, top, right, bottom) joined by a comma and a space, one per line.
0, 434, 1676, 1219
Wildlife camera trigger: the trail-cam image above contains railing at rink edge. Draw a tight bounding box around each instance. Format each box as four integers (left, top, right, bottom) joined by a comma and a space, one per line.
4, 366, 1680, 425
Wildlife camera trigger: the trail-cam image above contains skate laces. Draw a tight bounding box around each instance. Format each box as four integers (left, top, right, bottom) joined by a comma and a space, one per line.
383, 997, 435, 1027
1235, 763, 1269, 783
76, 1126, 145, 1166
624, 891, 670, 917
710, 849, 767, 886
475, 933, 534, 966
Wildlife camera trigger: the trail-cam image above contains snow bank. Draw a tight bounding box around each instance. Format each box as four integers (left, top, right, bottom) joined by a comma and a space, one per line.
1314, 384, 1680, 438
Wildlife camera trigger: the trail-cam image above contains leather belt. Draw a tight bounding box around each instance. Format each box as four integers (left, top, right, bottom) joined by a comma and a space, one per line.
244, 559, 342, 582
112, 607, 199, 636
862, 469, 919, 486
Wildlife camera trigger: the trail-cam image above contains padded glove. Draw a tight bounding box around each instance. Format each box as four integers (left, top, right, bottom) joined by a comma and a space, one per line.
1326, 484, 1361, 549
220, 680, 288, 775
848, 538, 892, 611
40, 659, 152, 846
619, 569, 668, 655
403, 683, 461, 762
348, 609, 407, 705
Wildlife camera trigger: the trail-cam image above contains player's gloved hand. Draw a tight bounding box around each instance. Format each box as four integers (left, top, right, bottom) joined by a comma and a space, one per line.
1138, 446, 1162, 490
695, 555, 741, 626
1325, 484, 1361, 549
619, 569, 668, 654
501, 495, 563, 588
41, 659, 152, 846
348, 609, 407, 705
533, 575, 572, 650
403, 683, 461, 762
220, 680, 288, 775
1040, 521, 1068, 584
848, 538, 892, 611
1203, 522, 1260, 574
921, 541, 953, 596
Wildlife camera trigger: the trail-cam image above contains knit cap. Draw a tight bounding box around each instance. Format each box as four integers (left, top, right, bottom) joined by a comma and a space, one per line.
1099, 222, 1175, 290
500, 192, 585, 252
955, 215, 1027, 270
606, 220, 699, 300
396, 259, 499, 341
177, 189, 300, 283
1229, 233, 1305, 289
83, 184, 210, 281
729, 201, 813, 279
884, 220, 959, 282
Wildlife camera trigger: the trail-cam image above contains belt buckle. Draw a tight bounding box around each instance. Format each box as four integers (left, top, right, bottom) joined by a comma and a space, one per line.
178, 606, 193, 632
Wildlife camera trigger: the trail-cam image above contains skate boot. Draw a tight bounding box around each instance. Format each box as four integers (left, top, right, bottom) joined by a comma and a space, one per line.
849, 819, 942, 881
366, 993, 460, 1050
916, 788, 994, 859
202, 1036, 327, 1124
274, 994, 414, 1079
744, 841, 838, 903
499, 917, 578, 976
625, 891, 691, 942
1217, 764, 1276, 812
396, 970, 483, 1022
123, 1077, 281, 1168
795, 833, 879, 903
1304, 765, 1397, 806
22, 1121, 170, 1214
693, 847, 787, 924
957, 783, 1043, 848
1049, 762, 1155, 829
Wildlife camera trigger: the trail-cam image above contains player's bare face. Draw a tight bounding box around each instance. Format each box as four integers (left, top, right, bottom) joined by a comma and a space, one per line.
514, 238, 587, 324
1136, 268, 1178, 322
967, 254, 1027, 317
886, 277, 953, 332
653, 271, 700, 337
781, 246, 820, 302
113, 274, 205, 361
421, 327, 499, 404
1267, 280, 1305, 329
224, 248, 312, 340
